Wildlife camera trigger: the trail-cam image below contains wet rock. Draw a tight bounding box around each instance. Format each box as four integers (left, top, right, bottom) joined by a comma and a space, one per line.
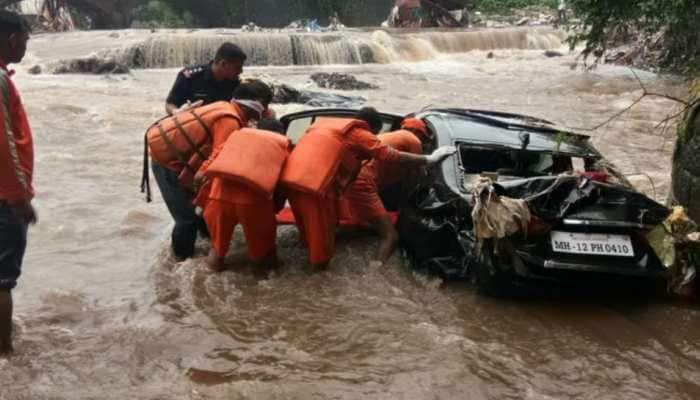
516, 17, 530, 26
272, 83, 365, 108
52, 56, 130, 74
28, 65, 42, 75
486, 52, 494, 59
544, 50, 564, 58
310, 72, 379, 90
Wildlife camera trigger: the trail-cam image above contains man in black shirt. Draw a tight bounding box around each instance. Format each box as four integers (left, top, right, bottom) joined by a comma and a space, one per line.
165, 42, 247, 115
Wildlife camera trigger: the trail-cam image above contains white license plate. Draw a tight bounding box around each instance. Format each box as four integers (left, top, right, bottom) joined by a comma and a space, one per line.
550, 231, 635, 257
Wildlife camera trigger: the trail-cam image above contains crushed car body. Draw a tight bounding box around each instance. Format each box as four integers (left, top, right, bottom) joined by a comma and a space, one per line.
280, 107, 671, 294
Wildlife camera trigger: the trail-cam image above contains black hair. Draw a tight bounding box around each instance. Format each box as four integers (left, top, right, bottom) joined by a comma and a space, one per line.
258, 118, 285, 134
232, 82, 263, 101
0, 10, 31, 36
357, 107, 383, 134
214, 42, 247, 63
243, 79, 273, 107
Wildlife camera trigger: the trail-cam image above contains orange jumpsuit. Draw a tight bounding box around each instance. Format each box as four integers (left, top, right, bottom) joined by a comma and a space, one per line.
203, 178, 278, 261
287, 126, 399, 265
342, 130, 423, 224
199, 126, 287, 262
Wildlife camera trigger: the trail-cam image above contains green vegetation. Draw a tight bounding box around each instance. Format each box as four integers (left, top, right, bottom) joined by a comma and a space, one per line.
129, 0, 560, 29
472, 0, 557, 14
132, 0, 196, 28
133, 0, 393, 28
567, 0, 700, 75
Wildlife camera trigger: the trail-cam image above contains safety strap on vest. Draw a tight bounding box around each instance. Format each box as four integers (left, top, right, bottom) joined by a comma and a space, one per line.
140, 107, 240, 202
189, 109, 213, 141
173, 115, 208, 162
156, 123, 198, 174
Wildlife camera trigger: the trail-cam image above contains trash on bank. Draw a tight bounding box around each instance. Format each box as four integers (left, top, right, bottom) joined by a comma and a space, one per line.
646, 206, 700, 299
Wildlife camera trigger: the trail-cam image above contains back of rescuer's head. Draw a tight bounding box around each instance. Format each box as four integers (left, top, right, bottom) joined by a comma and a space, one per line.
242, 79, 274, 109
401, 118, 428, 138
232, 81, 269, 122
357, 107, 383, 134
0, 10, 31, 64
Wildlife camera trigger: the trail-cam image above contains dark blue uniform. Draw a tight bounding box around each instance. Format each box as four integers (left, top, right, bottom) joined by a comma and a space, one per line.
166, 63, 240, 108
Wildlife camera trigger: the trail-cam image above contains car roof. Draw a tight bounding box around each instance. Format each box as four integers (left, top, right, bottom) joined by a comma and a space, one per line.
418, 108, 601, 158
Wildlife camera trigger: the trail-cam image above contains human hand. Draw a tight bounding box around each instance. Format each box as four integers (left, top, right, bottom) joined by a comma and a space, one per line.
193, 170, 208, 190
426, 145, 457, 165
11, 200, 37, 224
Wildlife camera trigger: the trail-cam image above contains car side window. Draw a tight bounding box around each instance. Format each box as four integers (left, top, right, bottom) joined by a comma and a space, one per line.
284, 113, 402, 144
286, 116, 314, 144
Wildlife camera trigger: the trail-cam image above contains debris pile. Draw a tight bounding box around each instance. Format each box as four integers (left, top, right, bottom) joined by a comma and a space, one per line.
647, 207, 700, 299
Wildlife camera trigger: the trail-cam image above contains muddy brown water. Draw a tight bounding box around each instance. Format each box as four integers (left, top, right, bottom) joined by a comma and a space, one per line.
1, 28, 698, 400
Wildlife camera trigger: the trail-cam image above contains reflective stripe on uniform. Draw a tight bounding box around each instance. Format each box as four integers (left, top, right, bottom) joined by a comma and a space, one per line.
0, 69, 30, 195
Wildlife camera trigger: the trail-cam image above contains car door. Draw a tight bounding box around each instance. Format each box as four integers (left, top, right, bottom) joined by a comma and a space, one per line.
279, 108, 404, 144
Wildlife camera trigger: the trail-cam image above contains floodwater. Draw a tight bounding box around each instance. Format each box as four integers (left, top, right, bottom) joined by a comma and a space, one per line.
1, 28, 699, 400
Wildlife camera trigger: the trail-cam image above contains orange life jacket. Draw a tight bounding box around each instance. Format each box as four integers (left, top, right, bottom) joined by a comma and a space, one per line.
279, 117, 370, 195
146, 101, 242, 173
205, 128, 292, 199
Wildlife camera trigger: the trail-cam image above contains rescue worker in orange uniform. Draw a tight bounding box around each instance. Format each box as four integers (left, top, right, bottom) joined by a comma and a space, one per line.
342, 118, 431, 264
0, 10, 34, 355
280, 107, 456, 270
148, 82, 268, 261
201, 119, 290, 272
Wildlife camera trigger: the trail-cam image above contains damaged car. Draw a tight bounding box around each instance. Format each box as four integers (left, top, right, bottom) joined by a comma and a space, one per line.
280, 108, 671, 295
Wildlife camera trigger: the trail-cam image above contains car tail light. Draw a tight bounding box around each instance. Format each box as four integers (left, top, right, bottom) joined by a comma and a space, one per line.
528, 216, 553, 236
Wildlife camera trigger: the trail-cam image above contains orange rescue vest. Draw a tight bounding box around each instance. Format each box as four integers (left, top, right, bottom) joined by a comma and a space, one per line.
205, 128, 292, 199
146, 101, 242, 173
279, 118, 370, 195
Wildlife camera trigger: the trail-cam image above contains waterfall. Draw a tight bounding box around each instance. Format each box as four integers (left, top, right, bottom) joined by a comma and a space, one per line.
104, 28, 566, 69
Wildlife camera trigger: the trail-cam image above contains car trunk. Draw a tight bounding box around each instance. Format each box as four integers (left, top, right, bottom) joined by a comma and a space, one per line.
496, 176, 670, 278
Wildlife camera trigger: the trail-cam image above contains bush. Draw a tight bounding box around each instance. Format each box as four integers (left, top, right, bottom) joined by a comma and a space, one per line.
472, 0, 557, 14
567, 0, 700, 74
132, 0, 189, 28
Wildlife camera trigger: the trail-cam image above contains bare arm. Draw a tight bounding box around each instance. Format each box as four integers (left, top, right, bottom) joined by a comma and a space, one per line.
397, 151, 429, 166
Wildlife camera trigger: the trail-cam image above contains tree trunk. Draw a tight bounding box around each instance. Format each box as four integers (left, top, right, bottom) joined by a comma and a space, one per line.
671, 100, 700, 222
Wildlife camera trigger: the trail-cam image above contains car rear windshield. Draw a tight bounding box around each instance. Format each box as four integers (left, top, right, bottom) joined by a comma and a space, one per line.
458, 145, 579, 177
437, 114, 599, 158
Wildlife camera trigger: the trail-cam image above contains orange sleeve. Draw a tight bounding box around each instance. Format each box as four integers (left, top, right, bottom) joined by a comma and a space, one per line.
347, 128, 400, 162
0, 73, 33, 203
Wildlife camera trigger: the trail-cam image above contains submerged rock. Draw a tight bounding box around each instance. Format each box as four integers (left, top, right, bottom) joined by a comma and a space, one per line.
544, 50, 564, 58
272, 83, 365, 108
52, 57, 130, 74
28, 65, 42, 75
310, 72, 379, 90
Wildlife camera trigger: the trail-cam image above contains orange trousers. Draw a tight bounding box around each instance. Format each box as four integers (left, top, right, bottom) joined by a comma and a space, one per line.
203, 198, 277, 262
287, 191, 339, 265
